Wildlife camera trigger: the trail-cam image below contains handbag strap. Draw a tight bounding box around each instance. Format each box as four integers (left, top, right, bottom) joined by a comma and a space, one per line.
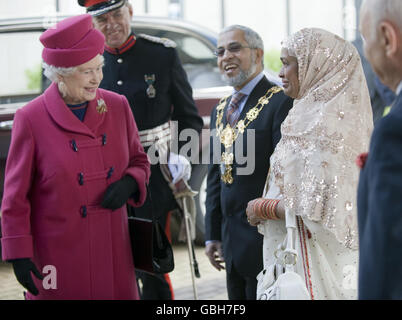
146, 184, 160, 226
146, 184, 165, 248
283, 209, 298, 271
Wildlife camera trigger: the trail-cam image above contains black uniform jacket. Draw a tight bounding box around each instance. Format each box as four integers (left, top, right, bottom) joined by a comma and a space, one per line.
100, 33, 203, 220
100, 33, 203, 133
357, 91, 402, 299
205, 76, 293, 277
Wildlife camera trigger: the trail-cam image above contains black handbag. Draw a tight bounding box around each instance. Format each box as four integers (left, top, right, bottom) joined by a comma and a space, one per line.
128, 186, 174, 274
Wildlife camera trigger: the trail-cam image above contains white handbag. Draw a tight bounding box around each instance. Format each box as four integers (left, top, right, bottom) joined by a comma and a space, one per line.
256, 210, 310, 300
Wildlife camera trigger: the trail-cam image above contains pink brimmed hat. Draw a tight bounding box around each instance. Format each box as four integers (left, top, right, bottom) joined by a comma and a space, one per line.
40, 14, 105, 68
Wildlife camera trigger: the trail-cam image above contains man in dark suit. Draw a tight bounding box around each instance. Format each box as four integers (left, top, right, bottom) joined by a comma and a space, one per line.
358, 0, 402, 299
78, 0, 203, 300
204, 25, 293, 300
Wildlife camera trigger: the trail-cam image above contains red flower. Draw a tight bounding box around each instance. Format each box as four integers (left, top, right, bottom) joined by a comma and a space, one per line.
356, 152, 369, 169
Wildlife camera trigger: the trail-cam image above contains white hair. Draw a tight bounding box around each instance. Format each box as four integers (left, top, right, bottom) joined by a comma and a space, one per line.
42, 62, 76, 83
220, 25, 264, 51
42, 55, 105, 83
365, 0, 402, 31
219, 25, 264, 68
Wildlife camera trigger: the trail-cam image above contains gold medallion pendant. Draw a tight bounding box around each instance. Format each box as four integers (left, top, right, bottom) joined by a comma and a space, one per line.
220, 125, 235, 149
220, 151, 234, 184
215, 86, 282, 184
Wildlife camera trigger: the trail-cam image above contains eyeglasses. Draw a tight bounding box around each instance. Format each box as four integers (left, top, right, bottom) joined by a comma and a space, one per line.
213, 43, 255, 57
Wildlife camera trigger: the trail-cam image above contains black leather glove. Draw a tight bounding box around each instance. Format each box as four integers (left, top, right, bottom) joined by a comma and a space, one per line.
101, 175, 138, 210
9, 258, 43, 296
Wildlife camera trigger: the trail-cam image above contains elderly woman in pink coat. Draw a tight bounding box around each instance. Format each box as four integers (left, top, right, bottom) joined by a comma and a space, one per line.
0, 14, 150, 300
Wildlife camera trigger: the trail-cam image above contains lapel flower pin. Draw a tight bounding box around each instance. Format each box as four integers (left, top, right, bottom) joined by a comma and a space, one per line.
356, 152, 368, 169
96, 99, 107, 114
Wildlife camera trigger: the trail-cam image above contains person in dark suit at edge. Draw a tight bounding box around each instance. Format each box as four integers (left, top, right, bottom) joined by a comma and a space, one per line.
204, 25, 293, 300
353, 0, 396, 123
78, 0, 203, 300
358, 0, 402, 299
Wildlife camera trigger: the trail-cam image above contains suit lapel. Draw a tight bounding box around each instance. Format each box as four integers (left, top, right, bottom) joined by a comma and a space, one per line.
83, 91, 106, 136
223, 96, 232, 127
223, 76, 273, 126
390, 91, 402, 114
43, 83, 105, 138
238, 76, 273, 120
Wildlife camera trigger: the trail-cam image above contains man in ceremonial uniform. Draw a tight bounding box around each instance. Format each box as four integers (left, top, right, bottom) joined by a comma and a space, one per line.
204, 25, 293, 300
78, 0, 203, 300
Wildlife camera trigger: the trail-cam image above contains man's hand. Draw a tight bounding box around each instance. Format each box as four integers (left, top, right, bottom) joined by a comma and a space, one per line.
205, 241, 225, 271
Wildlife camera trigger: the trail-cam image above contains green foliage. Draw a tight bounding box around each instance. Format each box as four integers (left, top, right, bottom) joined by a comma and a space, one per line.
264, 49, 282, 73
25, 64, 42, 91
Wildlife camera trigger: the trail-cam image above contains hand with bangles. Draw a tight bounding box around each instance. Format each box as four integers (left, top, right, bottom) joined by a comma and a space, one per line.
246, 198, 286, 226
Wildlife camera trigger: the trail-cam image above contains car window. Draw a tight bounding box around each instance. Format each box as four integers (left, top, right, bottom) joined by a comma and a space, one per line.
135, 27, 225, 89
0, 31, 43, 98
0, 23, 227, 103
179, 36, 214, 60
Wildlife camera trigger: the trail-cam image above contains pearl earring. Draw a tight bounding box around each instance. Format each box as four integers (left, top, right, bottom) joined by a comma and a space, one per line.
58, 81, 67, 98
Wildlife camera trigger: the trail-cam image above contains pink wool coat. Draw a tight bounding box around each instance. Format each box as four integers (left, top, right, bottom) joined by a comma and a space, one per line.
0, 83, 150, 300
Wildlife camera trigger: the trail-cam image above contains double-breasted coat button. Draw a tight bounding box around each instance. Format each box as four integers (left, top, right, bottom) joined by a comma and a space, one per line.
117, 58, 123, 63
81, 206, 87, 218
102, 134, 107, 146
107, 167, 114, 179
117, 80, 123, 86
78, 172, 84, 185
71, 139, 78, 152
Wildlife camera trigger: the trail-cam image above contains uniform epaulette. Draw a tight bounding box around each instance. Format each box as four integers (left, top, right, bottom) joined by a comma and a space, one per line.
138, 34, 177, 48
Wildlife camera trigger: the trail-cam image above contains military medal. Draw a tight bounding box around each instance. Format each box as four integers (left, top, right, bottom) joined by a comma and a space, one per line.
144, 74, 156, 98
96, 98, 107, 114
215, 86, 282, 184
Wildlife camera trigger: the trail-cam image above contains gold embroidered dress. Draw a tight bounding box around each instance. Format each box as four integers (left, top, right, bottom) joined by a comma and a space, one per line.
258, 28, 373, 299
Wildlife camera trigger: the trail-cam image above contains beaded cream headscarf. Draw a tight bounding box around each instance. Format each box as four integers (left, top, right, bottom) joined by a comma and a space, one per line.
270, 28, 373, 249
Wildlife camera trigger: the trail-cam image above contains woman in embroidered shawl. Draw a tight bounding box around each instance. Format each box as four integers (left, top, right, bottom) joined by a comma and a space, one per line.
246, 28, 373, 299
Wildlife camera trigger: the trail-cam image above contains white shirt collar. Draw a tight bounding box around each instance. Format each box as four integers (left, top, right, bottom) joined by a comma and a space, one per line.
396, 81, 402, 96
233, 72, 265, 96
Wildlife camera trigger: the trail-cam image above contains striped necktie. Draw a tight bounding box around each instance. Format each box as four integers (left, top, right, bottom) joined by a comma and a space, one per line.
226, 92, 246, 127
